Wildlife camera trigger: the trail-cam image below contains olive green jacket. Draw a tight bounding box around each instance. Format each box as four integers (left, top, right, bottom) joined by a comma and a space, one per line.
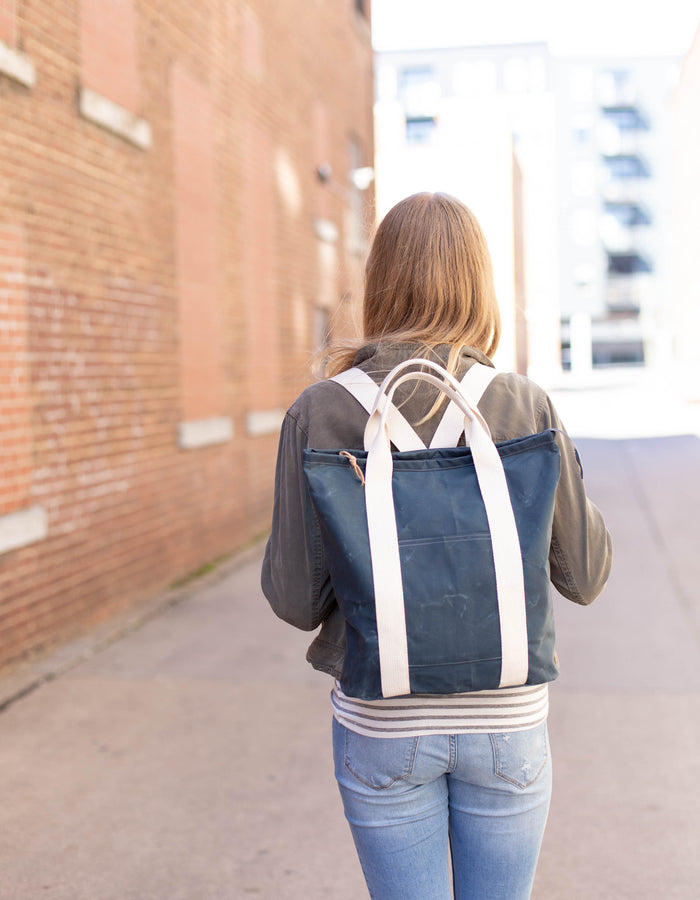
261, 343, 613, 680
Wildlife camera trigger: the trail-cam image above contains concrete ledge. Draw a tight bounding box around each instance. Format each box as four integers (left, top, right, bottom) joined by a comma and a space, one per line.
246, 408, 284, 437
78, 86, 152, 150
0, 40, 35, 88
178, 416, 233, 450
0, 505, 48, 556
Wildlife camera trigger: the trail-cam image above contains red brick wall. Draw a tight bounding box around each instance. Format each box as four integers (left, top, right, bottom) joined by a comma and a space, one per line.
0, 0, 374, 671
80, 0, 140, 113
0, 225, 32, 516
0, 0, 15, 46
171, 63, 225, 421
243, 119, 279, 411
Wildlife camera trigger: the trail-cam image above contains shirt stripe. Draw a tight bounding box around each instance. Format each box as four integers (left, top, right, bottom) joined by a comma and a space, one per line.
331, 682, 549, 738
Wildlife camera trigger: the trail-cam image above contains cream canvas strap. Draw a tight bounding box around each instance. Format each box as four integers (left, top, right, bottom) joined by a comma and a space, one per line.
360, 358, 528, 698
429, 363, 498, 448
332, 368, 425, 451
332, 362, 498, 451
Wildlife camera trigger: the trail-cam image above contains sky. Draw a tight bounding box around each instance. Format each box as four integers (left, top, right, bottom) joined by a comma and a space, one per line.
371, 0, 700, 58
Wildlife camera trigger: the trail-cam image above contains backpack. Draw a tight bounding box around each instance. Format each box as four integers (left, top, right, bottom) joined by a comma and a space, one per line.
302, 358, 561, 700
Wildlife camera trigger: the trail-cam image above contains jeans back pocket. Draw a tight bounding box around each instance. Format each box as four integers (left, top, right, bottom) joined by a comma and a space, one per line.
342, 727, 421, 790
490, 723, 549, 789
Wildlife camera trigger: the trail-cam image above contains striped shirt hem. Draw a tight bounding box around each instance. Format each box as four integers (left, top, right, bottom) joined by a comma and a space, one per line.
331, 681, 549, 738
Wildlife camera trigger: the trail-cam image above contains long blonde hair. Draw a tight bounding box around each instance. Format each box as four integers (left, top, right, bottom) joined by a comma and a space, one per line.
324, 192, 501, 376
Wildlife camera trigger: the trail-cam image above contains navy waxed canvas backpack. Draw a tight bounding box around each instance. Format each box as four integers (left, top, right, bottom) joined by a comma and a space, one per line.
303, 359, 561, 700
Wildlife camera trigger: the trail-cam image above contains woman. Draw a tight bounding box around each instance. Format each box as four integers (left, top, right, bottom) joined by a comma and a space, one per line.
261, 192, 612, 899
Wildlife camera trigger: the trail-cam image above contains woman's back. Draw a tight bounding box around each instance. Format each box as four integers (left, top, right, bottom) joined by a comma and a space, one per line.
261, 192, 612, 900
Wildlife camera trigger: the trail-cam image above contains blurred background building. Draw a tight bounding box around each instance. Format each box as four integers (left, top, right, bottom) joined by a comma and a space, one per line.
669, 23, 700, 377
374, 43, 682, 377
554, 56, 678, 372
374, 42, 559, 379
0, 0, 374, 671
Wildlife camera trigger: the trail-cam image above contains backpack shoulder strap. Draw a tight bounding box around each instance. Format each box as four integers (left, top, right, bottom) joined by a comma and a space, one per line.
429, 363, 499, 449
332, 368, 426, 451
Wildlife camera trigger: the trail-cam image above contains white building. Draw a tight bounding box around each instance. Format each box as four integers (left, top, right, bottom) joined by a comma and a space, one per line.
669, 24, 700, 375
553, 56, 680, 370
374, 44, 681, 377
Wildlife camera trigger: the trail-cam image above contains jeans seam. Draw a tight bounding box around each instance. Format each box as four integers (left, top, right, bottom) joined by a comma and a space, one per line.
447, 735, 457, 773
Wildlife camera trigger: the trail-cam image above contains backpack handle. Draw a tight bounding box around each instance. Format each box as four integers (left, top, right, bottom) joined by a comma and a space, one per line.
363, 358, 492, 451
362, 359, 528, 698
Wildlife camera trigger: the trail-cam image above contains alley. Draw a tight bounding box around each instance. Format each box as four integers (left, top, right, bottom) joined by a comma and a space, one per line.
1, 369, 699, 899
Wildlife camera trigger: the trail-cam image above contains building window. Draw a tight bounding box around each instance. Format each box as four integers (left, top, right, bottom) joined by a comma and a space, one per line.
603, 154, 650, 179
607, 252, 652, 274
593, 341, 644, 367
172, 65, 227, 431
453, 60, 497, 96
400, 67, 439, 118
80, 0, 140, 114
604, 202, 651, 227
606, 282, 642, 314
405, 116, 437, 144
602, 106, 649, 131
503, 57, 529, 92
599, 69, 635, 106
573, 114, 594, 145
0, 225, 38, 526
607, 69, 631, 89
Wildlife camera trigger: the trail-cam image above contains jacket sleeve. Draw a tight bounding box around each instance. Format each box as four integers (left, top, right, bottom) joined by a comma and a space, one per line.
540, 395, 613, 605
260, 411, 337, 631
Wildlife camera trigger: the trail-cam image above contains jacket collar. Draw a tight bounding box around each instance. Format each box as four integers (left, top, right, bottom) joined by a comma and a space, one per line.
352, 342, 495, 372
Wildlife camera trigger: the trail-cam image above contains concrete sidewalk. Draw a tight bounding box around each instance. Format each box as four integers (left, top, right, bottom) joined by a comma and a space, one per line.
1, 371, 699, 899
0, 546, 366, 899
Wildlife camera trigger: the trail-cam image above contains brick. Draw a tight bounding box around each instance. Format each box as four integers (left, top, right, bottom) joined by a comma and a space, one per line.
171, 63, 225, 422
0, 0, 15, 48
0, 0, 374, 672
79, 0, 139, 114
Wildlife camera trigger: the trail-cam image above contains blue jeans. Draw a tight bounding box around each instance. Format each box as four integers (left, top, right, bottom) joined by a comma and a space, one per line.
332, 718, 552, 899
